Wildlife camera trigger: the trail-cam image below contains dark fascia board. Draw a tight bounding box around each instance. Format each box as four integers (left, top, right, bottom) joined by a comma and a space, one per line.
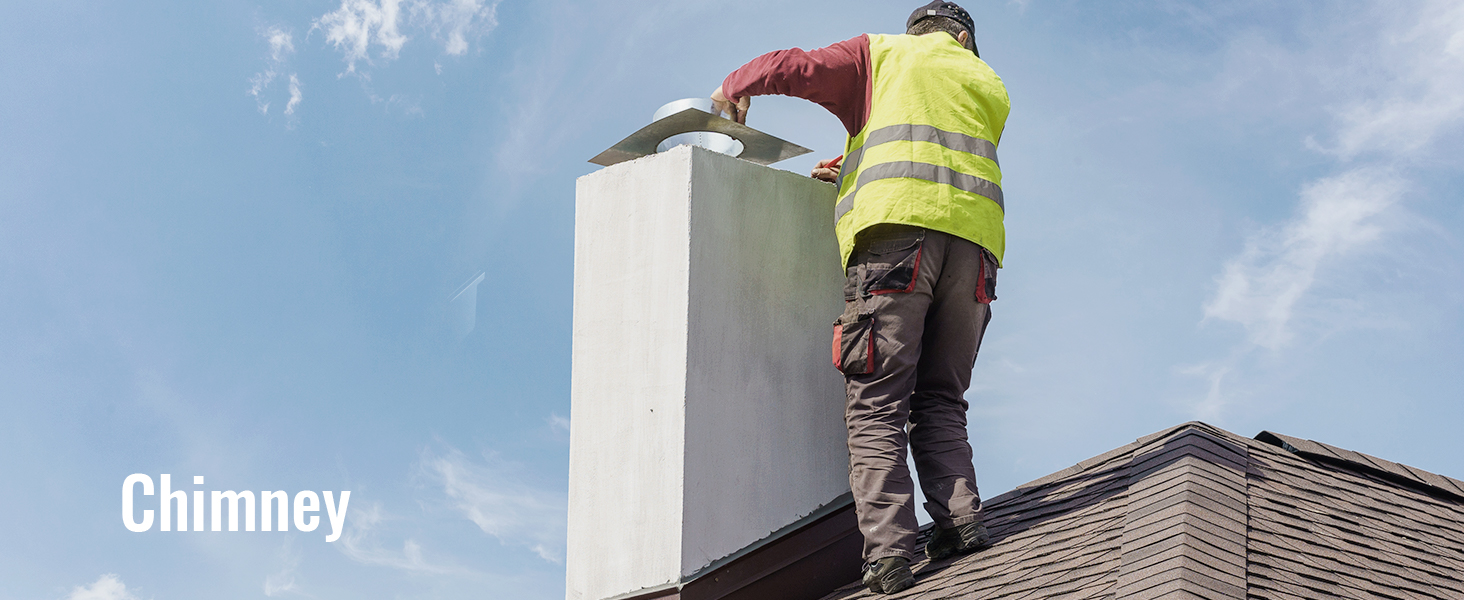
1255, 430, 1464, 504
612, 494, 862, 600
681, 494, 860, 600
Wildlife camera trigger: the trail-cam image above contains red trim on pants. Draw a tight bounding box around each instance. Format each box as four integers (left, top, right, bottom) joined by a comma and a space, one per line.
833, 324, 843, 370
974, 254, 991, 304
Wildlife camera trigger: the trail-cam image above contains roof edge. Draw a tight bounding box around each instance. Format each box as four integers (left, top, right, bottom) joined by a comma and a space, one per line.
1256, 430, 1464, 503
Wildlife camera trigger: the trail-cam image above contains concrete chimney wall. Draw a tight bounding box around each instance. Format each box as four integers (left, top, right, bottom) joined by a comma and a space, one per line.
568, 146, 850, 600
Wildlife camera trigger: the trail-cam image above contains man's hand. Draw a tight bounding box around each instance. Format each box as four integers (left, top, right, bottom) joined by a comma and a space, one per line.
811, 156, 843, 183
711, 86, 750, 124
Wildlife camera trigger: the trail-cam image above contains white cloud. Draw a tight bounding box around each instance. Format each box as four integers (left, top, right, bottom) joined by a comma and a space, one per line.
263, 538, 306, 597
383, 93, 423, 116
1322, 1, 1464, 160
1182, 1, 1464, 419
252, 0, 493, 118
267, 27, 296, 62
64, 575, 140, 600
1203, 168, 1405, 350
334, 444, 565, 573
313, 0, 409, 74
311, 0, 499, 74
248, 70, 276, 114
547, 412, 570, 433
1177, 362, 1232, 422
286, 74, 303, 116
263, 570, 302, 596
1200, 0, 1464, 355
249, 26, 299, 117
419, 447, 567, 563
337, 503, 458, 574
410, 0, 500, 56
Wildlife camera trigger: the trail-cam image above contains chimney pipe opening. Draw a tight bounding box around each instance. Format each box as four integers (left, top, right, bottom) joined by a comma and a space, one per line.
653, 98, 746, 157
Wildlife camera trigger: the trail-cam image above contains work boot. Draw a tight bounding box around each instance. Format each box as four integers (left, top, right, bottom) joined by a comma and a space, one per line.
924, 521, 990, 561
862, 556, 915, 595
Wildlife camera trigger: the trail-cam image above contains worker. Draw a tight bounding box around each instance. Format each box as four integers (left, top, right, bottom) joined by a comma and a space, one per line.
710, 2, 1009, 594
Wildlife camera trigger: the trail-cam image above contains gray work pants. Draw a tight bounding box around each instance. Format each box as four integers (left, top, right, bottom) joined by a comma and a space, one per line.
832, 224, 995, 562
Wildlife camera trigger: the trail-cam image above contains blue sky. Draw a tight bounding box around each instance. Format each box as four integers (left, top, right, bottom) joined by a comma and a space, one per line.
3, 0, 1463, 598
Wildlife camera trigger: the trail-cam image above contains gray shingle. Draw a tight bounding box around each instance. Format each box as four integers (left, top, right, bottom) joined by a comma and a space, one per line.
816, 422, 1464, 600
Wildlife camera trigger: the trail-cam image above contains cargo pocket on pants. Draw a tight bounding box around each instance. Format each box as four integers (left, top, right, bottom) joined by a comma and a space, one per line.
855, 229, 926, 296
832, 310, 876, 375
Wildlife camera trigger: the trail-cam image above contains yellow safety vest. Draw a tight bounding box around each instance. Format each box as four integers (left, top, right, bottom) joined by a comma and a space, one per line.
835, 33, 1010, 268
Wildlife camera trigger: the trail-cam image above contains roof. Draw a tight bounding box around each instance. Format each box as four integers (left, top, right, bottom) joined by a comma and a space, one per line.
817, 422, 1464, 600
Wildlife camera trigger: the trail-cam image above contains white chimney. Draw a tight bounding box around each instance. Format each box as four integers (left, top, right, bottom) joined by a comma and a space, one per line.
567, 144, 859, 600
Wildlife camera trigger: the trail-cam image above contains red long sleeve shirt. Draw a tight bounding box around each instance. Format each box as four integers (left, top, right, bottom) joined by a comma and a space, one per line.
720, 35, 874, 138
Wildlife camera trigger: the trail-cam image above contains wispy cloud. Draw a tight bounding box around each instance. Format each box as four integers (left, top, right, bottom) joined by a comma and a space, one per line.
268, 27, 296, 62
246, 0, 497, 120
337, 503, 459, 574
248, 71, 276, 115
313, 0, 409, 75
64, 575, 141, 600
263, 538, 308, 597
546, 412, 570, 434
333, 443, 566, 576
1318, 2, 1464, 160
249, 26, 301, 117
311, 0, 501, 74
410, 0, 501, 56
1177, 361, 1232, 422
1203, 168, 1405, 350
418, 446, 567, 563
286, 74, 303, 116
1188, 0, 1464, 418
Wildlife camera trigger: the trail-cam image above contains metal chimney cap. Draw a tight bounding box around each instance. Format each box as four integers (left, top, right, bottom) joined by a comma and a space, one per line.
589, 99, 812, 167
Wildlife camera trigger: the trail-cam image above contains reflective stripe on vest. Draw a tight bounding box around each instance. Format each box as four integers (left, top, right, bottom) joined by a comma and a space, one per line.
832, 33, 1010, 268
837, 124, 1000, 188
833, 124, 1003, 223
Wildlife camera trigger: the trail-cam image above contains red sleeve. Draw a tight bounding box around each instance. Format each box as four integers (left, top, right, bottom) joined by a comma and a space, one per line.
721, 34, 871, 137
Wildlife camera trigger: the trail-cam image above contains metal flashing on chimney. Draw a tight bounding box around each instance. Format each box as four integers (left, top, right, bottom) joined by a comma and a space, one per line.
588, 107, 812, 167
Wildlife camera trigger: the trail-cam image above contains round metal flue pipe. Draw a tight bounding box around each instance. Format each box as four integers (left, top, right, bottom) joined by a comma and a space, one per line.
652, 98, 746, 158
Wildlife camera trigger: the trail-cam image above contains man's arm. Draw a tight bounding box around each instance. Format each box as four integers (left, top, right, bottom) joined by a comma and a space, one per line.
711, 35, 872, 137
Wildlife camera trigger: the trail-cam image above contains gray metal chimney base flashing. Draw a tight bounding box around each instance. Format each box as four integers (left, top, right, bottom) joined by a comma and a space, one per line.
588, 108, 812, 167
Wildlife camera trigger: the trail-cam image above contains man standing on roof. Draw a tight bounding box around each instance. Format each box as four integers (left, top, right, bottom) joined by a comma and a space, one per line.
710, 2, 1010, 594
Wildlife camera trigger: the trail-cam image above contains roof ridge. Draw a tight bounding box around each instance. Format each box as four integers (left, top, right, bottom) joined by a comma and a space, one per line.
959, 424, 1257, 599
1115, 425, 1250, 599
982, 422, 1246, 510
1255, 430, 1464, 504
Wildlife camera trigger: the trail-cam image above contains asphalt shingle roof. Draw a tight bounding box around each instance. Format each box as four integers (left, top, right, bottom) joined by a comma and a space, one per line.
817, 422, 1464, 600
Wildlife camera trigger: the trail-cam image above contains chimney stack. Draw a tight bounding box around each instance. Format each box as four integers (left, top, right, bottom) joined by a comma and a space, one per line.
567, 145, 861, 600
